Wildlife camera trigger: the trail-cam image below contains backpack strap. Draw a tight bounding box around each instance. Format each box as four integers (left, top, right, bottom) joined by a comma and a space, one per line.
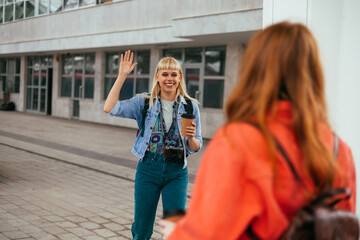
246, 122, 340, 239
248, 122, 339, 185
139, 97, 150, 137
184, 98, 193, 114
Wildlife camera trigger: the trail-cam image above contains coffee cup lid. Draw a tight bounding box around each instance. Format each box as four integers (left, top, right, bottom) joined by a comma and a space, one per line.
181, 113, 195, 119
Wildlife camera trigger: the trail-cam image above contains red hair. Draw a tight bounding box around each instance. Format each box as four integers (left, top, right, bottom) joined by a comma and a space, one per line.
226, 22, 334, 194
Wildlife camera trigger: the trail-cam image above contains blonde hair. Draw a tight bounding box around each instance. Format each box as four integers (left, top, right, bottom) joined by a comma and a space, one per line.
141, 57, 199, 107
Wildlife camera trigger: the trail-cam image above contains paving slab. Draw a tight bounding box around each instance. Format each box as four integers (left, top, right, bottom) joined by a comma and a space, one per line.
0, 111, 209, 239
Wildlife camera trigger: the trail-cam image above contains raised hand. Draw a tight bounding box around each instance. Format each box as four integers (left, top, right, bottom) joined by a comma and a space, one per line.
119, 50, 138, 76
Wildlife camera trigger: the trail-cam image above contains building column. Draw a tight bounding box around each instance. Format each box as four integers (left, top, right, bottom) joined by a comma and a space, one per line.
94, 51, 104, 104
149, 48, 161, 90
224, 43, 244, 103
18, 56, 26, 112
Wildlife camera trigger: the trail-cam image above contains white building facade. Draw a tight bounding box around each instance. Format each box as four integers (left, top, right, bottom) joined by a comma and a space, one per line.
1, 0, 359, 211
0, 0, 262, 139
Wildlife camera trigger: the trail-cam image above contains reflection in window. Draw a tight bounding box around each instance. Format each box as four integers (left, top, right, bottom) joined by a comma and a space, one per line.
15, 76, 20, 92
50, 0, 62, 12
0, 6, 3, 23
1, 0, 115, 23
74, 69, 82, 98
25, 0, 35, 17
185, 68, 200, 100
84, 78, 94, 98
61, 77, 72, 97
205, 46, 226, 76
80, 0, 95, 7
137, 51, 150, 75
85, 54, 95, 75
104, 51, 150, 100
136, 78, 149, 94
64, 0, 78, 10
27, 55, 52, 112
16, 58, 20, 73
26, 88, 32, 109
0, 59, 6, 74
203, 79, 224, 109
40, 89, 46, 112
15, 1, 24, 20
41, 56, 48, 68
1, 76, 6, 92
0, 58, 21, 93
5, 3, 13, 22
104, 77, 115, 99
62, 55, 73, 74
185, 47, 202, 63
39, 0, 48, 14
106, 53, 119, 75
163, 48, 182, 65
61, 53, 95, 99
27, 68, 32, 85
74, 55, 84, 68
163, 46, 226, 109
33, 70, 39, 86
120, 77, 134, 100
41, 69, 46, 86
32, 87, 38, 110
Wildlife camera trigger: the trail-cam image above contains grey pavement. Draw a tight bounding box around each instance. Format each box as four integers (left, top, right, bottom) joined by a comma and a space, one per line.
0, 111, 209, 240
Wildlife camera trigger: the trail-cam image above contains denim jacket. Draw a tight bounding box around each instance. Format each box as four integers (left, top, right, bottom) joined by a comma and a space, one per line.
109, 93, 203, 168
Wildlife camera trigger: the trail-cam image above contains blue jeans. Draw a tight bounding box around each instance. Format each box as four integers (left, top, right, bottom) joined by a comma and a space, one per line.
131, 152, 188, 240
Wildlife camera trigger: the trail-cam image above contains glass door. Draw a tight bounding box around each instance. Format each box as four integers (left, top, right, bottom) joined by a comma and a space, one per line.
72, 68, 83, 118
26, 56, 52, 114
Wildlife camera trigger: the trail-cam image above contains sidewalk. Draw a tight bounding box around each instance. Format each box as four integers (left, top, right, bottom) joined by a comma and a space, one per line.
0, 111, 209, 240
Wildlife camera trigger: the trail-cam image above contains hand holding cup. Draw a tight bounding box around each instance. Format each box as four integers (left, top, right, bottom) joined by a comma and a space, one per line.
181, 114, 196, 138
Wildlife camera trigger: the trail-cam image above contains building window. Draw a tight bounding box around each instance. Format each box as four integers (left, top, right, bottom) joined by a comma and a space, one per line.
0, 58, 21, 94
163, 46, 226, 109
0, 0, 98, 24
25, 0, 35, 17
104, 50, 150, 100
61, 53, 95, 99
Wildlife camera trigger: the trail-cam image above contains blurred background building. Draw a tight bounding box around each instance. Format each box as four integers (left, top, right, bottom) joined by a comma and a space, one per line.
1, 0, 359, 210
0, 0, 262, 138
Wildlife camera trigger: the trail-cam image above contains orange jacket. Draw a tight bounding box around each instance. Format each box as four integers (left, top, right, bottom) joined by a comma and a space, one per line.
168, 101, 356, 240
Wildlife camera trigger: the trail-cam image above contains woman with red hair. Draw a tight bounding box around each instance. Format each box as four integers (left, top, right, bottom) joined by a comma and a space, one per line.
160, 21, 356, 239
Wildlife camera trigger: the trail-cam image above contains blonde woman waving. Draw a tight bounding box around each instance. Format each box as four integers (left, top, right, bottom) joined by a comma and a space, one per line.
104, 51, 202, 240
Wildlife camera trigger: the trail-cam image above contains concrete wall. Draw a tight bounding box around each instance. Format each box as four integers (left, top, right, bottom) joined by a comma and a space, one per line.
0, 0, 262, 54
0, 0, 263, 139
263, 0, 360, 214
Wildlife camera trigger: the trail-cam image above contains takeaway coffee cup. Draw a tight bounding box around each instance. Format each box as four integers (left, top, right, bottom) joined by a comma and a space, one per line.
181, 113, 196, 137
163, 209, 186, 223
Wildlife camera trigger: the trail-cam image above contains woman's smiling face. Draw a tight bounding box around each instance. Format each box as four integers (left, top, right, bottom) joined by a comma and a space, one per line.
157, 69, 181, 94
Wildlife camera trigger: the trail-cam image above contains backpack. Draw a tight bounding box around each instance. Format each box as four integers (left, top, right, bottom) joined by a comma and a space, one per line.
137, 97, 193, 137
247, 123, 359, 240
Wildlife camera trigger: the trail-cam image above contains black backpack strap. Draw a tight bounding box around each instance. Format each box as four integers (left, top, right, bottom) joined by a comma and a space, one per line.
248, 122, 304, 184
248, 122, 339, 186
139, 97, 150, 137
184, 98, 193, 114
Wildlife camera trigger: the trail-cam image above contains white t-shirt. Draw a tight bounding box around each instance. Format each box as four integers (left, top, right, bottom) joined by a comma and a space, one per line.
161, 99, 175, 132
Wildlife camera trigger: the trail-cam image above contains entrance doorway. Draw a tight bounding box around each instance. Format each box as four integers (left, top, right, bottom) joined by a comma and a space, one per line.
72, 68, 83, 119
26, 56, 53, 115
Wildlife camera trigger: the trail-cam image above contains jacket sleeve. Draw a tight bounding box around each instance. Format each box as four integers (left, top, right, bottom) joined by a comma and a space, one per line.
334, 138, 357, 212
168, 130, 263, 240
109, 94, 144, 121
185, 101, 203, 155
